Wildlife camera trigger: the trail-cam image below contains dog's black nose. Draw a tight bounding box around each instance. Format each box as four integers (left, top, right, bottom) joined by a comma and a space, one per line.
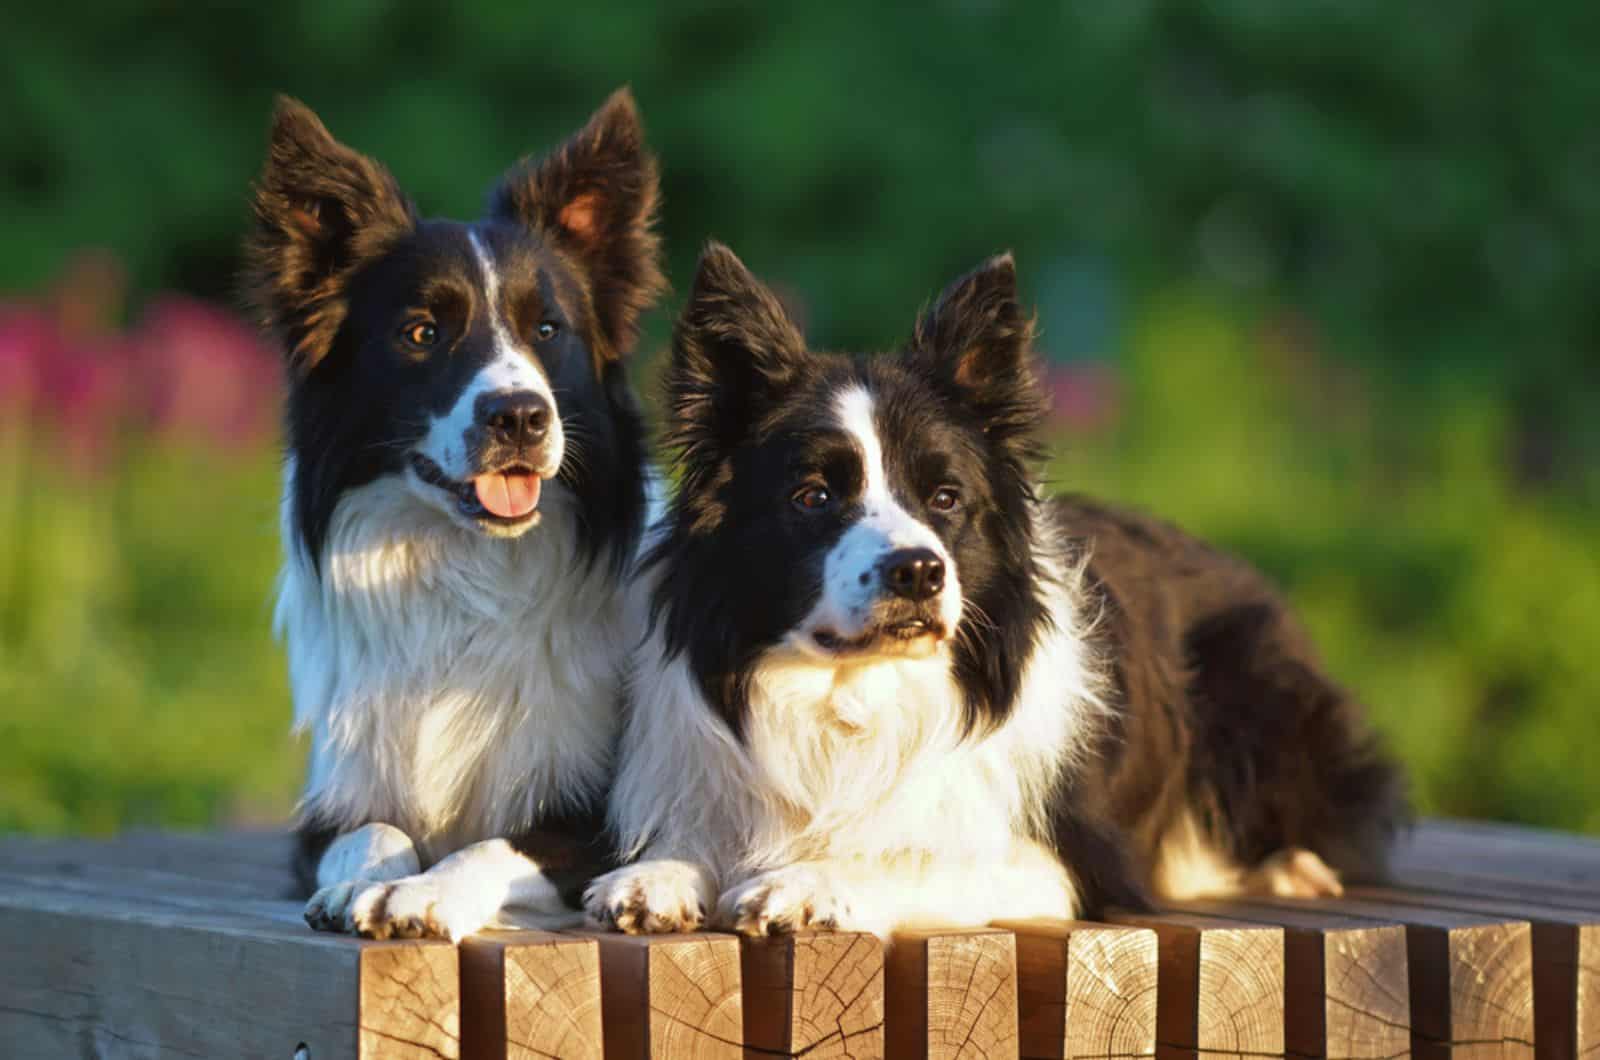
478, 391, 552, 447
882, 548, 945, 601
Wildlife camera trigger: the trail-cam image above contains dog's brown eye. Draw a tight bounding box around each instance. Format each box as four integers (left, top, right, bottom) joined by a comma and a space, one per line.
534, 321, 560, 342
793, 484, 832, 512
929, 486, 961, 513
402, 321, 438, 349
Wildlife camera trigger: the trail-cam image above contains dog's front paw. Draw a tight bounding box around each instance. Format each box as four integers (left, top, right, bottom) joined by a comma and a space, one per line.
717, 865, 851, 937
306, 875, 496, 941
584, 860, 714, 934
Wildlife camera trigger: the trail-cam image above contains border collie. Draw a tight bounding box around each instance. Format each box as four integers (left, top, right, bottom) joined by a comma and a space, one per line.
585, 243, 1405, 937
243, 89, 665, 940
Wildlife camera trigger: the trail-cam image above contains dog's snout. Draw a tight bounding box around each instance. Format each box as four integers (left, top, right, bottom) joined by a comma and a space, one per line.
478, 390, 552, 447
882, 548, 945, 601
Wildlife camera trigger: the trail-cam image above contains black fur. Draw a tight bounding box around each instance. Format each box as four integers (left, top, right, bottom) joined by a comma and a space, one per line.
244, 90, 662, 570
247, 91, 665, 898
650, 243, 1406, 903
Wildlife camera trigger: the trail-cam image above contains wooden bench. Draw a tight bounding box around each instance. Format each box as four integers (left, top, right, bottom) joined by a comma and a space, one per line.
0, 820, 1594, 1058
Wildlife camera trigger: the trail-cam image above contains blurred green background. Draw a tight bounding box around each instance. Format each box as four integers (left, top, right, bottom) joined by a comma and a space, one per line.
3, 3, 1597, 836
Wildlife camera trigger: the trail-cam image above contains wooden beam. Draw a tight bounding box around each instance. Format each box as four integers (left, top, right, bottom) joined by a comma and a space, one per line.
1351, 887, 1600, 1060
1248, 895, 1534, 1060
740, 931, 884, 1058
1174, 900, 1409, 1060
460, 931, 603, 1060
0, 880, 459, 1059
587, 932, 743, 1059
885, 928, 1019, 1060
994, 919, 1157, 1060
1107, 910, 1284, 1060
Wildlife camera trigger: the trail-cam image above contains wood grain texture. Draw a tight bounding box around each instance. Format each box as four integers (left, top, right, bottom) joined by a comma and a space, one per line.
590, 932, 743, 1059
1250, 896, 1534, 1060
0, 880, 459, 1059
885, 928, 1019, 1060
461, 931, 603, 1060
1108, 910, 1284, 1060
994, 919, 1156, 1060
1350, 887, 1599, 1060
741, 931, 885, 1058
1177, 900, 1410, 1060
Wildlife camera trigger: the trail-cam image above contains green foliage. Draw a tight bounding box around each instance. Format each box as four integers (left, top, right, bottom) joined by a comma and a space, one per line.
2, 3, 1597, 833
0, 435, 299, 833
1053, 295, 1600, 834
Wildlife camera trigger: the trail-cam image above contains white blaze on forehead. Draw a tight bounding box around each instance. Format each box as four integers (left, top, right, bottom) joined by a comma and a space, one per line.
794, 385, 961, 643
412, 232, 564, 481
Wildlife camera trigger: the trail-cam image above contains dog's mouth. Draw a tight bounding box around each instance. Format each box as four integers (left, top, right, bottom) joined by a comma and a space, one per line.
410, 452, 542, 526
811, 619, 947, 657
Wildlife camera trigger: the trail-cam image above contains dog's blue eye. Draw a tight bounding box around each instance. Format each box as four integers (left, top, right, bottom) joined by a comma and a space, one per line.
793, 485, 832, 512
402, 321, 438, 349
929, 486, 960, 512
534, 321, 560, 342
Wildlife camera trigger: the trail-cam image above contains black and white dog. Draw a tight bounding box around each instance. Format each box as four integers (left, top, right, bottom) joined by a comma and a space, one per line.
586, 244, 1405, 937
244, 89, 665, 939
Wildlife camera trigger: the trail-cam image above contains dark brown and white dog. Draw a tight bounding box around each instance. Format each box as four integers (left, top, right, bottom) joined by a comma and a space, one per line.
585, 244, 1406, 937
244, 89, 664, 940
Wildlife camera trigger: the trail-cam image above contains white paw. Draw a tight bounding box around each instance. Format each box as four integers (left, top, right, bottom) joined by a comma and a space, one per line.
1248, 847, 1344, 898
584, 860, 714, 934
305, 874, 496, 941
716, 865, 851, 937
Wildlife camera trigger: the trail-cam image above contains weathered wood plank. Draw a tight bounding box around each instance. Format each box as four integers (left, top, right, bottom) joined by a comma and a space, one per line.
1248, 895, 1534, 1060
460, 930, 603, 1060
741, 931, 885, 1058
885, 928, 1019, 1060
1174, 900, 1410, 1060
1107, 910, 1284, 1060
993, 919, 1157, 1060
587, 931, 743, 1059
0, 880, 459, 1059
1351, 887, 1599, 1060
1394, 823, 1600, 907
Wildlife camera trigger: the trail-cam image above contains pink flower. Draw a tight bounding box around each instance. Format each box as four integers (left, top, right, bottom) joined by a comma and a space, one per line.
1046, 361, 1121, 434
131, 295, 280, 449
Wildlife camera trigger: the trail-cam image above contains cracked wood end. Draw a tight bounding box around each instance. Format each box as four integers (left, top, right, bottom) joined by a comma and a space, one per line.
1107, 910, 1284, 1058
360, 942, 463, 1058
1248, 895, 1535, 1060
589, 932, 743, 1059
459, 931, 602, 1060
1174, 900, 1410, 1060
885, 927, 1019, 1060
995, 919, 1157, 1060
1351, 884, 1600, 1060
741, 931, 885, 1058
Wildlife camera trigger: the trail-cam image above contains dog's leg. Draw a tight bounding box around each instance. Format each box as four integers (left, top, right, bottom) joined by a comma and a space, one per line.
716, 837, 1081, 938
584, 857, 718, 934
1181, 602, 1408, 889
303, 822, 422, 932
336, 838, 577, 941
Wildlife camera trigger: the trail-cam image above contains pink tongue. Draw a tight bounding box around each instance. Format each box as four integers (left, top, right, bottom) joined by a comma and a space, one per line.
473, 473, 541, 519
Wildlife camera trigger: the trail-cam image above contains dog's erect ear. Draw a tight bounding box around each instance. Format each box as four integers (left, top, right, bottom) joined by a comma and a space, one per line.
490, 87, 666, 362
665, 242, 809, 456
243, 97, 416, 373
908, 253, 1045, 442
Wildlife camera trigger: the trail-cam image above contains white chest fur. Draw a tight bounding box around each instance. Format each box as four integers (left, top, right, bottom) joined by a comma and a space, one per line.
277, 468, 630, 864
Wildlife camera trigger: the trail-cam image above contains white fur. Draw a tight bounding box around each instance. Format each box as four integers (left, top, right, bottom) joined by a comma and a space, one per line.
407, 232, 565, 526
314, 838, 577, 941
279, 456, 639, 924
315, 822, 420, 888
789, 387, 963, 654
597, 391, 1107, 937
